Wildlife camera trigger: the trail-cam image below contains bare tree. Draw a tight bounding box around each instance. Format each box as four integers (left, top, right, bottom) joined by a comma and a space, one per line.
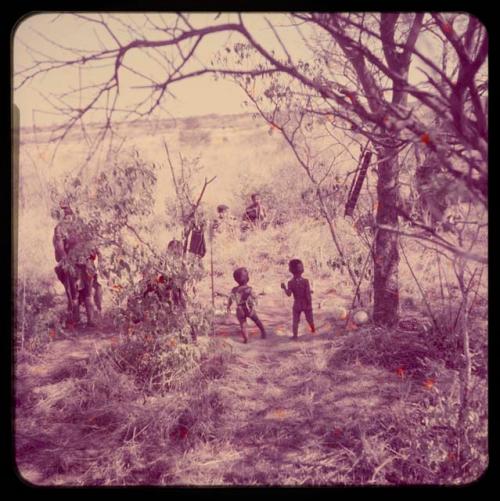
163, 140, 215, 255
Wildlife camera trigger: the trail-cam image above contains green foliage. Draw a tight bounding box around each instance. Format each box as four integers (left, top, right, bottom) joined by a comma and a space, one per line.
300, 179, 349, 220
112, 252, 208, 335
40, 149, 213, 390
50, 148, 158, 282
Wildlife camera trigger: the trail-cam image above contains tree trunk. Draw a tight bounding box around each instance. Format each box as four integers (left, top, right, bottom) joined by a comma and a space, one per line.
373, 149, 400, 326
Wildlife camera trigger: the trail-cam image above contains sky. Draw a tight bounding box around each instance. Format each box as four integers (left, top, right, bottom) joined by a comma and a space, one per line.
13, 12, 479, 128
13, 12, 315, 127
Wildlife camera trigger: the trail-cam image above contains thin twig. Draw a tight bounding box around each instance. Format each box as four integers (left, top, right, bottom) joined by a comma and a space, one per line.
344, 228, 378, 327
369, 456, 394, 483
436, 251, 446, 314
467, 265, 485, 316
125, 223, 156, 256
400, 239, 443, 336
452, 267, 478, 331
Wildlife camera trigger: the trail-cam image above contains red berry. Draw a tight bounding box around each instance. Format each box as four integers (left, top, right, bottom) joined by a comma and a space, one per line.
421, 132, 431, 145
442, 22, 453, 34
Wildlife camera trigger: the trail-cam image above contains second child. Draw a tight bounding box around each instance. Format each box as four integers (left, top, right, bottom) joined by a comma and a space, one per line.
281, 259, 316, 340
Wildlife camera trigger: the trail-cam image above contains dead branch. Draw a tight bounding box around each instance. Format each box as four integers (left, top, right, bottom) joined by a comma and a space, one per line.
399, 239, 443, 336
378, 224, 487, 264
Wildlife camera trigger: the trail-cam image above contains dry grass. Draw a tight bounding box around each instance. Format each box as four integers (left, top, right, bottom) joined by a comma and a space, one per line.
15, 304, 487, 486
15, 113, 487, 486
15, 335, 237, 486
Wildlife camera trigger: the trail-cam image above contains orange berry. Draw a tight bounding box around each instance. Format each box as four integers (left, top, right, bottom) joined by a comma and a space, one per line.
421, 132, 431, 145
423, 378, 435, 389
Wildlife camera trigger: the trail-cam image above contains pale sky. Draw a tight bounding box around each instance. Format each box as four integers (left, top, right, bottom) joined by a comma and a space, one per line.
13, 12, 475, 128
13, 12, 315, 127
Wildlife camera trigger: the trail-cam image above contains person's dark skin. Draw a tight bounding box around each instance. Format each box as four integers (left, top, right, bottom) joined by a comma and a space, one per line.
281, 259, 315, 340
227, 267, 267, 343
246, 194, 267, 223
53, 203, 103, 327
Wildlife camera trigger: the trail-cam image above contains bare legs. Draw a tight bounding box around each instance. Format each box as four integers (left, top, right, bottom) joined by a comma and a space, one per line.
238, 312, 267, 343
292, 308, 315, 339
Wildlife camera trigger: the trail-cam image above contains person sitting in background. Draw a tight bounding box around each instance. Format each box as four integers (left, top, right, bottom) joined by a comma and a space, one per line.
212, 204, 238, 236
244, 193, 267, 228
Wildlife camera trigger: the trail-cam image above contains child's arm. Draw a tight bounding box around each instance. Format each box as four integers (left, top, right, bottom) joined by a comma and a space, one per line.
248, 287, 258, 308
226, 291, 234, 312
280, 281, 292, 296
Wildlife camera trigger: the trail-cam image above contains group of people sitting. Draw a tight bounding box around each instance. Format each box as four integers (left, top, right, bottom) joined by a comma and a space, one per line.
212, 193, 268, 236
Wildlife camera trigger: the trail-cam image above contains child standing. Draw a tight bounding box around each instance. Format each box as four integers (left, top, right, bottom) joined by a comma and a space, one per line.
281, 259, 315, 340
227, 267, 267, 343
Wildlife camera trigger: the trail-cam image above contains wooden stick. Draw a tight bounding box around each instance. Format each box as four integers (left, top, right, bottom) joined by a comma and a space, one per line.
210, 223, 215, 309
436, 251, 446, 313
467, 265, 485, 316
452, 267, 478, 331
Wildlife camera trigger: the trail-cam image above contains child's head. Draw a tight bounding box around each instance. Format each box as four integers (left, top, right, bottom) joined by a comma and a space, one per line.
289, 259, 304, 276
233, 267, 250, 285
251, 193, 261, 204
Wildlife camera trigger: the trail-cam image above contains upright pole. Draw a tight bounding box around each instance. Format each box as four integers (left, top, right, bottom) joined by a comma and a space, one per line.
209, 223, 215, 337
210, 228, 215, 308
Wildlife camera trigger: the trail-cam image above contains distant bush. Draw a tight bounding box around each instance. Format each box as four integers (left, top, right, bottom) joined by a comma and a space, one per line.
179, 128, 212, 146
